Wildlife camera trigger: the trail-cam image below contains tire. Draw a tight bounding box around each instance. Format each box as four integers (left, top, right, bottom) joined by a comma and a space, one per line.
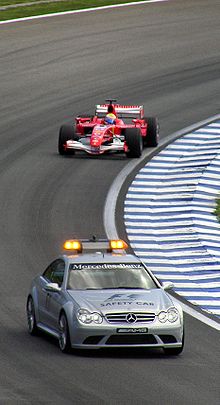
125, 128, 143, 158
163, 331, 184, 356
58, 124, 78, 155
144, 117, 159, 147
58, 313, 72, 353
26, 296, 38, 336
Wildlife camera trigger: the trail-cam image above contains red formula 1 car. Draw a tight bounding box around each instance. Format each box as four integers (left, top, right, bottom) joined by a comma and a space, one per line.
58, 99, 159, 158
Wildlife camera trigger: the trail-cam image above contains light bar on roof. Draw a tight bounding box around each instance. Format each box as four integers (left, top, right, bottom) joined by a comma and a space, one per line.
63, 240, 82, 252
109, 240, 128, 251
63, 239, 128, 253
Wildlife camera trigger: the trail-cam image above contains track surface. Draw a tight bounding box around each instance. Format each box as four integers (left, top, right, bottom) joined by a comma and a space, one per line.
0, 1, 220, 404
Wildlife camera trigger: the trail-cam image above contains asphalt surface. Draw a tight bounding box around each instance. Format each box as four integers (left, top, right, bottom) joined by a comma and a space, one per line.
0, 1, 220, 404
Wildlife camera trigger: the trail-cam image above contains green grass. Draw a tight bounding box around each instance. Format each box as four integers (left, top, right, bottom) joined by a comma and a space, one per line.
1, 0, 41, 5
0, 0, 147, 21
214, 196, 220, 223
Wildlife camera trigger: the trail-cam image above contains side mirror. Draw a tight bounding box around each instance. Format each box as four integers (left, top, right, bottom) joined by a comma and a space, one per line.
162, 281, 174, 291
45, 282, 61, 292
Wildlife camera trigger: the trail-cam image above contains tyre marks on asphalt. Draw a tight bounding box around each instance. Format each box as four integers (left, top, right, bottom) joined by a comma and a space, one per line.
125, 120, 220, 317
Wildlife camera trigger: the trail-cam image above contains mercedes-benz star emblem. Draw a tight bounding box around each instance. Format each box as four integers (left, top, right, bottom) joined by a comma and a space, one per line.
126, 313, 137, 323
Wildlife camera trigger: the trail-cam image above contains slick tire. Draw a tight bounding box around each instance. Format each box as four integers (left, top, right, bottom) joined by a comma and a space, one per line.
144, 117, 159, 147
26, 296, 38, 336
59, 313, 72, 353
125, 128, 143, 158
58, 124, 78, 155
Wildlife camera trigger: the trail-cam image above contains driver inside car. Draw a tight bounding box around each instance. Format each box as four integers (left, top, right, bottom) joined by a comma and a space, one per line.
104, 113, 117, 125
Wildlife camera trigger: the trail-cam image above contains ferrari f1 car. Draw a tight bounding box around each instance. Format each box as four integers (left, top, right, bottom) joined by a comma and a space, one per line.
26, 238, 184, 354
58, 99, 159, 158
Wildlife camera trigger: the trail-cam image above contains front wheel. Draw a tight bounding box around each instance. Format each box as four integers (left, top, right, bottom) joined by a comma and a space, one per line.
125, 128, 143, 158
59, 313, 72, 353
58, 124, 78, 155
26, 296, 38, 336
144, 117, 159, 147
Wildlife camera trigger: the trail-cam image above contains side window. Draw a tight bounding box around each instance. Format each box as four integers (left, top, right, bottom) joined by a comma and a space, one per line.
43, 264, 54, 282
43, 260, 65, 286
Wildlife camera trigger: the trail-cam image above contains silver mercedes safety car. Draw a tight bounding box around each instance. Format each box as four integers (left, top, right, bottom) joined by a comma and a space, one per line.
26, 238, 184, 355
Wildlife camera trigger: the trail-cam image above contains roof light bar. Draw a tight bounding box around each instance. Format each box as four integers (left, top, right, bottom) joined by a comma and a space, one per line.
109, 240, 128, 251
63, 240, 82, 253
63, 238, 128, 254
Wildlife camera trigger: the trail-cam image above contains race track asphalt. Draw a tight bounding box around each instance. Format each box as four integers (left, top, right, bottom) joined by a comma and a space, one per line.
0, 1, 220, 404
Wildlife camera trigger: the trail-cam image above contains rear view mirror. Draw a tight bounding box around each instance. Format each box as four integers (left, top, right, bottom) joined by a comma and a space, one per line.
45, 282, 61, 292
162, 282, 174, 291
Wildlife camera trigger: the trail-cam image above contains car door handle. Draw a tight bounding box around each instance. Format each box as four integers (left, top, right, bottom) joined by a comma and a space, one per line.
42, 288, 51, 296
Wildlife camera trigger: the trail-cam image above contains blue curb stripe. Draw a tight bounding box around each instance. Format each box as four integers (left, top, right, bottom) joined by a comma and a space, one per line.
125, 119, 220, 317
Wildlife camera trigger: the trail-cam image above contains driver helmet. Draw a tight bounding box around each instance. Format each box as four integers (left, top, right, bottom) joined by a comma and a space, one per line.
105, 113, 116, 125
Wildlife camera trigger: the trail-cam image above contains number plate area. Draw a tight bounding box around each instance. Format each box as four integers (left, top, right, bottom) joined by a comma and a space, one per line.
117, 327, 148, 334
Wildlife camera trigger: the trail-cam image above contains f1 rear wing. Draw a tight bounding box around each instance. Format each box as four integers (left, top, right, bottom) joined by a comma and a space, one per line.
95, 104, 144, 119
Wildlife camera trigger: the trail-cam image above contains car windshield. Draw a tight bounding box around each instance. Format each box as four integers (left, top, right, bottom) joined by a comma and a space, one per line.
67, 263, 158, 290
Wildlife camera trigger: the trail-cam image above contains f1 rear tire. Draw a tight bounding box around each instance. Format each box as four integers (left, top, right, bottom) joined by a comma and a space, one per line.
125, 128, 143, 158
58, 124, 78, 155
144, 117, 159, 147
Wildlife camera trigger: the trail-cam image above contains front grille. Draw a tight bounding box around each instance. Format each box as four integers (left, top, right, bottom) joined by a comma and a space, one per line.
105, 312, 155, 324
106, 334, 157, 345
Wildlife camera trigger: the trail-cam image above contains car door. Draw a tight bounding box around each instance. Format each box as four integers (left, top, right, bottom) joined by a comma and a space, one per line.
44, 259, 65, 331
37, 259, 65, 329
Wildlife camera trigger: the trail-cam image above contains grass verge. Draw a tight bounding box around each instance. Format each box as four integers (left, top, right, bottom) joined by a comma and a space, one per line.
0, 0, 148, 21
214, 197, 220, 223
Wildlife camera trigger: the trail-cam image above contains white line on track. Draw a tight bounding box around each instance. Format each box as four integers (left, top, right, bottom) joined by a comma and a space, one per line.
104, 114, 220, 331
0, 0, 168, 25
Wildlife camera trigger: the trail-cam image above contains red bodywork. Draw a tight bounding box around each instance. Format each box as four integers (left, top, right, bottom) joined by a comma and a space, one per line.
69, 104, 147, 155
59, 102, 158, 157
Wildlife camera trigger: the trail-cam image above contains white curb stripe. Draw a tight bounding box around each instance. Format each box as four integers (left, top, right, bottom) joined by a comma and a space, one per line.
125, 120, 220, 319
0, 0, 168, 24
104, 114, 220, 330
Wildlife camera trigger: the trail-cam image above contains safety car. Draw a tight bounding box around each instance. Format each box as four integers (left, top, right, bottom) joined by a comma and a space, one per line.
58, 99, 159, 158
26, 238, 184, 354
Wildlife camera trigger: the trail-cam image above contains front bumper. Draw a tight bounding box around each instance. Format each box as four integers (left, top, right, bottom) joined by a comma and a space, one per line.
69, 321, 183, 349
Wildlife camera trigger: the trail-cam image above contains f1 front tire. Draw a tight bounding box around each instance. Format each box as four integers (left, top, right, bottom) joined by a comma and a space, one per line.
58, 124, 77, 155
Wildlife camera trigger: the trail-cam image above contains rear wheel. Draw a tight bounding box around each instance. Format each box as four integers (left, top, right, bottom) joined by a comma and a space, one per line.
59, 313, 72, 353
58, 124, 78, 155
26, 296, 38, 336
125, 128, 143, 158
144, 117, 159, 147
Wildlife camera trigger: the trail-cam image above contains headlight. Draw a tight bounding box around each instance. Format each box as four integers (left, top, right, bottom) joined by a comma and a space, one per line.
77, 309, 103, 324
167, 308, 179, 323
158, 311, 167, 323
158, 308, 179, 323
